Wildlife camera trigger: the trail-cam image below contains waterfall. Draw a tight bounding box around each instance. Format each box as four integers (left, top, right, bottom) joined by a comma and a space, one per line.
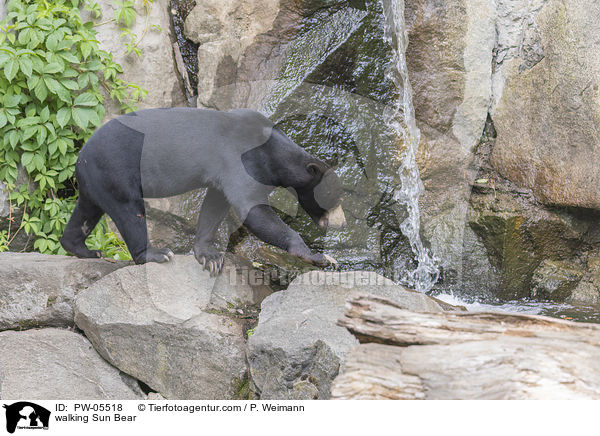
382, 0, 439, 292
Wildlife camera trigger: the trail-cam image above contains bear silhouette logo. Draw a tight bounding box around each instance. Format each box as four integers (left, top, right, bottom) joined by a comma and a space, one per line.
2, 402, 50, 433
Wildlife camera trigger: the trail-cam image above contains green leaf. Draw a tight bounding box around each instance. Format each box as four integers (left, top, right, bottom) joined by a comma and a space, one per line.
59, 51, 79, 64
54, 82, 71, 104
33, 153, 45, 171
22, 126, 38, 141
43, 62, 63, 74
27, 74, 40, 89
60, 79, 79, 90
46, 31, 60, 51
73, 92, 98, 107
114, 1, 137, 27
80, 42, 92, 60
57, 138, 68, 155
4, 59, 19, 82
18, 57, 33, 77
3, 94, 21, 107
77, 73, 89, 88
18, 27, 30, 45
37, 126, 47, 145
34, 79, 48, 101
40, 106, 50, 123
43, 76, 60, 93
87, 108, 101, 126
71, 106, 89, 129
56, 107, 71, 128
44, 122, 55, 138
0, 112, 7, 129
21, 151, 34, 167
9, 130, 19, 148
48, 139, 58, 155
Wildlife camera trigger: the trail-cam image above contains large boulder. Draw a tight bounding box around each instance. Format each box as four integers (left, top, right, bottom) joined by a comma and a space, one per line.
0, 328, 143, 399
246, 270, 446, 399
184, 0, 279, 108
88, 0, 186, 117
0, 253, 127, 330
491, 0, 600, 209
74, 255, 271, 399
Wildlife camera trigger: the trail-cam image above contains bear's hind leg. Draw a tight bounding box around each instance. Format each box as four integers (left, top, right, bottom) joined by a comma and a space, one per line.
60, 195, 104, 258
103, 198, 173, 264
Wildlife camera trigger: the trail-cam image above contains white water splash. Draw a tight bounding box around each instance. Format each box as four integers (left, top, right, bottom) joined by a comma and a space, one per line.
382, 0, 439, 292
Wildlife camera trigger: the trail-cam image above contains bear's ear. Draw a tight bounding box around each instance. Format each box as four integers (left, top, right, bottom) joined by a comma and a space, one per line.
306, 162, 326, 177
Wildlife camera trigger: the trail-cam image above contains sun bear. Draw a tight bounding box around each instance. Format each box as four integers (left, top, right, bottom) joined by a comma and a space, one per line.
60, 108, 345, 273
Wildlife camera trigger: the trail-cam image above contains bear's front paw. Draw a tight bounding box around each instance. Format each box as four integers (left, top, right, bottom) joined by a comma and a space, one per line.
193, 246, 225, 276
309, 253, 338, 269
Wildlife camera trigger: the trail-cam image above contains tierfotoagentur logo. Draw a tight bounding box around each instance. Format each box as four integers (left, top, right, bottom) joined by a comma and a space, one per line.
2, 402, 50, 433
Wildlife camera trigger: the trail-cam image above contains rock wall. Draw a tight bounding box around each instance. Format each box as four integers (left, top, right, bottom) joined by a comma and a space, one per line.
491, 0, 600, 209
88, 0, 187, 118
405, 0, 600, 301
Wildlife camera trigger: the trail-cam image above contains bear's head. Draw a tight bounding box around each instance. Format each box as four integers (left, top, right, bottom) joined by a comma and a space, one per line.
296, 162, 346, 230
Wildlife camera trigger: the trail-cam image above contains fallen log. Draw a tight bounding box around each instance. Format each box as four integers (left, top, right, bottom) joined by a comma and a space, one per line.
331, 295, 600, 399
337, 295, 600, 346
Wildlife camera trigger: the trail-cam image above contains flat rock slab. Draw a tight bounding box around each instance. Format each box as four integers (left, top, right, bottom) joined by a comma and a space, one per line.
331, 296, 600, 399
74, 255, 263, 399
247, 271, 445, 399
0, 253, 127, 330
0, 328, 143, 400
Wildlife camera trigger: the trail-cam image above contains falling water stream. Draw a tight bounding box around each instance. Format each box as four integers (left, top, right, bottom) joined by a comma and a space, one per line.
381, 0, 439, 292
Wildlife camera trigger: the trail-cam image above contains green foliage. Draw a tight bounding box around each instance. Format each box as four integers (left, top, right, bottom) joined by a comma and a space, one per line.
0, 230, 8, 251
0, 0, 152, 260
114, 1, 137, 27
85, 217, 131, 261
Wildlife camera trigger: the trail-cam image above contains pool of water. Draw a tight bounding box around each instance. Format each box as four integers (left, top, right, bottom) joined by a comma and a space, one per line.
434, 292, 600, 324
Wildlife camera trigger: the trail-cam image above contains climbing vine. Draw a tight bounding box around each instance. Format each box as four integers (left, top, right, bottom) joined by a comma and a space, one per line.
0, 0, 154, 259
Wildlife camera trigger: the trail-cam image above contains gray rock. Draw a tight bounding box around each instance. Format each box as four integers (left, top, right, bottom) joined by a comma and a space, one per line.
0, 328, 144, 400
183, 0, 279, 108
530, 260, 584, 301
569, 257, 600, 305
247, 271, 444, 399
491, 0, 600, 209
332, 297, 600, 399
74, 255, 269, 399
86, 0, 186, 119
0, 253, 127, 330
